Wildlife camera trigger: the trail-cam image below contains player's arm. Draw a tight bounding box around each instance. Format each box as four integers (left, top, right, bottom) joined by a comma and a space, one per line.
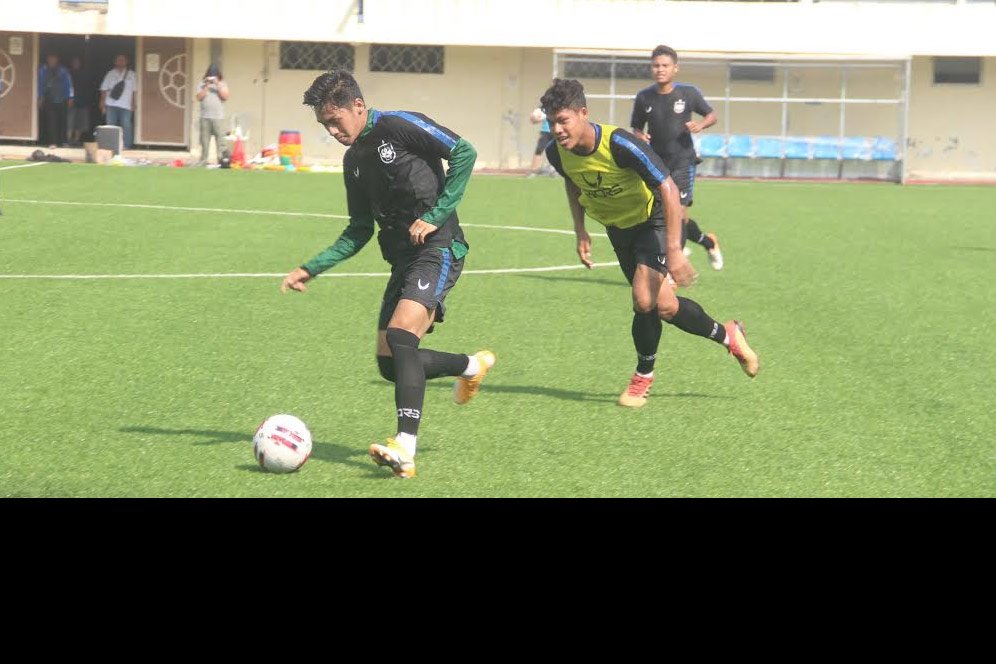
609, 129, 696, 286
686, 87, 717, 134
387, 112, 477, 245
630, 92, 651, 143
281, 165, 375, 293
545, 142, 593, 269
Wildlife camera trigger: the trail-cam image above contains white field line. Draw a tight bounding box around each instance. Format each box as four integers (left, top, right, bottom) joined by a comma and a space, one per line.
0, 262, 620, 280
0, 162, 49, 172
0, 199, 609, 237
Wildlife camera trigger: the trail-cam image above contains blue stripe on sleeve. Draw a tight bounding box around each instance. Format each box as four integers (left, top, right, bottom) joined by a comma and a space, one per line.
611, 132, 666, 184
383, 111, 457, 150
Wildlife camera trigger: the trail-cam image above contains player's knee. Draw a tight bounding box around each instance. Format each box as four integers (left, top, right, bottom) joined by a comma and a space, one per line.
376, 355, 395, 382
385, 327, 420, 354
632, 294, 656, 314
658, 298, 679, 320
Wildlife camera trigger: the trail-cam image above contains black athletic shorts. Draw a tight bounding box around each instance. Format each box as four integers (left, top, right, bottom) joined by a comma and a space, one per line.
378, 246, 463, 330
534, 131, 554, 156
606, 212, 669, 286
668, 160, 697, 207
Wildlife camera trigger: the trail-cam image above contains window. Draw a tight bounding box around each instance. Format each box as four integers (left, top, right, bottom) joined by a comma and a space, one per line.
563, 60, 647, 80
280, 42, 355, 71
731, 62, 776, 83
933, 57, 981, 85
369, 45, 444, 74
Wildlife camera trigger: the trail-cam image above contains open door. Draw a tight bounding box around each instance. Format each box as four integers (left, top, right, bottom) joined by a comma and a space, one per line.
0, 32, 38, 141
136, 36, 190, 146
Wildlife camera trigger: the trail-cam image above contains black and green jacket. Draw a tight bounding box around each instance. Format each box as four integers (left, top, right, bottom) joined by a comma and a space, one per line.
303, 108, 477, 276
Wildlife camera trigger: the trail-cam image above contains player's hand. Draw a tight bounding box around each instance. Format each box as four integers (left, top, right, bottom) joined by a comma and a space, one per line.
576, 231, 594, 269
281, 267, 312, 294
67, 99, 75, 109
685, 121, 704, 134
409, 218, 438, 245
635, 130, 652, 143
667, 249, 698, 287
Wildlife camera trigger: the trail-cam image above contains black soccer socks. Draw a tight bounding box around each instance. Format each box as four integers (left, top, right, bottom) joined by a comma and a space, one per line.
686, 219, 716, 250
632, 311, 663, 375
666, 297, 727, 345
386, 327, 426, 436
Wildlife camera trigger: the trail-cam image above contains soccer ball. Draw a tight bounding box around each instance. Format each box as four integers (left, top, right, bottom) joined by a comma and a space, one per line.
530, 107, 546, 124
253, 414, 313, 473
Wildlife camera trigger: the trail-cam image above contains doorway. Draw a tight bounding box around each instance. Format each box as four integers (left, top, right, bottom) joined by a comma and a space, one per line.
38, 33, 136, 145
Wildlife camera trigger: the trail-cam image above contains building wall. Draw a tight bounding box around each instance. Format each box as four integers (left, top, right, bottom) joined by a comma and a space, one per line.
906, 55, 996, 181
191, 41, 556, 169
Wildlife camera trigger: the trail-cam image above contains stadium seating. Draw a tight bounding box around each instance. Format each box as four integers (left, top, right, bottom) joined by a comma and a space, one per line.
692, 134, 899, 161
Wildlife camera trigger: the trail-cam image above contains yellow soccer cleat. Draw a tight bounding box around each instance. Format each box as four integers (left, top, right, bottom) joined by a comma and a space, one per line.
453, 350, 496, 405
618, 372, 654, 408
725, 320, 759, 378
369, 438, 416, 479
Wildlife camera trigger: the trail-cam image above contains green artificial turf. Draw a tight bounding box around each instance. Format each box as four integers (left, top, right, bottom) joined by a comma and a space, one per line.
0, 163, 993, 496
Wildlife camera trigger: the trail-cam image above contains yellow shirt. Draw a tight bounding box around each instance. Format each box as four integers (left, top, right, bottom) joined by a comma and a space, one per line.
550, 124, 669, 229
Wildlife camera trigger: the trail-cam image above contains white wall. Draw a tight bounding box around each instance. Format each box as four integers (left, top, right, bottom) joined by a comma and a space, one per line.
4, 0, 996, 57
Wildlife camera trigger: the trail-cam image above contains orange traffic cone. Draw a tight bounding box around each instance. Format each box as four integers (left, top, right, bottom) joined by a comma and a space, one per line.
230, 134, 246, 169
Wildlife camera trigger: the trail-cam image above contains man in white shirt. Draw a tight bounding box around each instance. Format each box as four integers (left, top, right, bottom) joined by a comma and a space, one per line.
99, 54, 136, 149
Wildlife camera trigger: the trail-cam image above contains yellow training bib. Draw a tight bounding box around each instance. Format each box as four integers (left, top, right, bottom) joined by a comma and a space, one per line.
557, 124, 655, 229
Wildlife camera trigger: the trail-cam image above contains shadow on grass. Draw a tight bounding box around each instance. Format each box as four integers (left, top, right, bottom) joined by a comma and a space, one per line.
120, 426, 379, 475
951, 246, 996, 254
369, 381, 733, 403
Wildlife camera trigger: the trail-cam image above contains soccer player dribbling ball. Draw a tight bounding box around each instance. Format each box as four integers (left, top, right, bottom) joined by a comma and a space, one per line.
281, 70, 496, 478
541, 79, 758, 407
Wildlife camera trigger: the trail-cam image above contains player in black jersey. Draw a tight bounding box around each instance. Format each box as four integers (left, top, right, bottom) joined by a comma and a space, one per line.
631, 45, 724, 271
280, 70, 496, 478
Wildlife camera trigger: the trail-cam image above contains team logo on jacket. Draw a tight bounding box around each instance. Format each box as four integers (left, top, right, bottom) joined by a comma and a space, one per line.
673, 99, 686, 114
378, 141, 397, 164
579, 171, 623, 198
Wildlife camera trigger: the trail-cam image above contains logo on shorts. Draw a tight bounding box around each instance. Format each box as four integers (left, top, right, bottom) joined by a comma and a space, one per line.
417, 279, 430, 291
673, 99, 686, 114
353, 167, 360, 178
378, 141, 397, 164
657, 255, 666, 265
645, 106, 653, 113
680, 191, 688, 199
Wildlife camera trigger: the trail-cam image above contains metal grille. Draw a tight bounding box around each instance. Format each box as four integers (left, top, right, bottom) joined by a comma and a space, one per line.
564, 60, 646, 80
369, 45, 444, 74
280, 42, 355, 71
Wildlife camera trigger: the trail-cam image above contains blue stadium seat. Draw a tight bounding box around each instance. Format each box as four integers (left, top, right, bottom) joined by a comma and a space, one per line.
784, 137, 810, 159
727, 134, 753, 158
812, 136, 840, 160
841, 137, 871, 161
698, 134, 726, 158
755, 137, 783, 159
871, 137, 898, 161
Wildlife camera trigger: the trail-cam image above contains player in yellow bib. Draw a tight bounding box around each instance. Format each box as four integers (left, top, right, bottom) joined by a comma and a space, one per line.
541, 79, 759, 407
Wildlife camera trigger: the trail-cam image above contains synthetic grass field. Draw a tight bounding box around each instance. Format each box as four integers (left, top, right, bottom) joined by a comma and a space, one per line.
1, 162, 993, 496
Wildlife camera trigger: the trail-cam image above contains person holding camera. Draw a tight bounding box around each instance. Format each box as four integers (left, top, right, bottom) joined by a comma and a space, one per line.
99, 54, 136, 149
195, 65, 230, 166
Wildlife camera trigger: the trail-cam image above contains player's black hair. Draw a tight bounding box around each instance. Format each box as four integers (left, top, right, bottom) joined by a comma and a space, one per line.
651, 45, 678, 63
540, 78, 587, 115
303, 69, 364, 110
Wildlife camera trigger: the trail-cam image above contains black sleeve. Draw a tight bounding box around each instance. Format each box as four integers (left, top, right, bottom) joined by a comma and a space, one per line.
608, 128, 670, 189
382, 111, 461, 161
691, 86, 713, 116
343, 151, 373, 222
629, 90, 648, 132
545, 141, 567, 178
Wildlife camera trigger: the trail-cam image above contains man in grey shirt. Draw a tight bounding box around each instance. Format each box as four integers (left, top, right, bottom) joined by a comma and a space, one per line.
196, 64, 230, 165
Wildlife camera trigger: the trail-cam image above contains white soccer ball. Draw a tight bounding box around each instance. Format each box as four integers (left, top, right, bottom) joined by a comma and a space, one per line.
530, 107, 546, 124
253, 414, 313, 473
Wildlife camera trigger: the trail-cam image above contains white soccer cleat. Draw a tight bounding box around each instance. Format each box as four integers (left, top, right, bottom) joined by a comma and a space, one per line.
706, 233, 724, 270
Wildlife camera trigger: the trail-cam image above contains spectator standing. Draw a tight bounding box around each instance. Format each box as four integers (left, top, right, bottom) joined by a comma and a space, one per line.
67, 56, 94, 146
37, 53, 75, 148
99, 54, 136, 149
195, 64, 230, 165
